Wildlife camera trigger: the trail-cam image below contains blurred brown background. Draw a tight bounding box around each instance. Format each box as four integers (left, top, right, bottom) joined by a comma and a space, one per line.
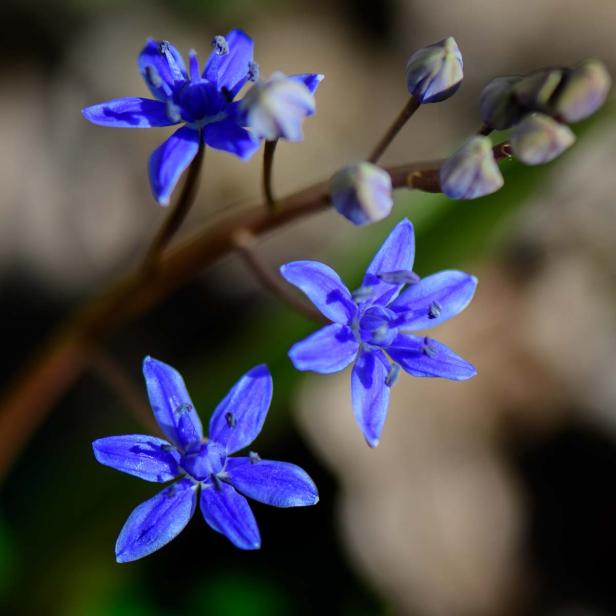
1, 0, 615, 614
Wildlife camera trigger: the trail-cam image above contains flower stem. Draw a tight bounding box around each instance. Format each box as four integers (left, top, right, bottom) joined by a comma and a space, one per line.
262, 139, 278, 211
143, 136, 206, 270
233, 229, 326, 323
477, 123, 494, 136
367, 96, 421, 164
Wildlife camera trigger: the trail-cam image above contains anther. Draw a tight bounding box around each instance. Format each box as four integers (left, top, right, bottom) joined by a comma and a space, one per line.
385, 364, 400, 387
212, 35, 229, 56
427, 301, 443, 319
174, 403, 193, 414
225, 412, 236, 428
422, 336, 438, 358
249, 451, 261, 464
248, 61, 260, 82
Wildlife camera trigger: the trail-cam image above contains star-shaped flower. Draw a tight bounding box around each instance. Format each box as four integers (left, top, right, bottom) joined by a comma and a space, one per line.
281, 219, 477, 447
93, 358, 318, 562
82, 30, 322, 205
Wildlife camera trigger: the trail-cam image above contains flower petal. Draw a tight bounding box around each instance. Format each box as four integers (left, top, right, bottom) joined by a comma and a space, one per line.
92, 435, 181, 482
203, 29, 254, 97
200, 481, 261, 550
149, 126, 200, 206
280, 261, 357, 324
288, 323, 358, 373
225, 458, 319, 507
387, 334, 476, 380
390, 270, 478, 330
82, 97, 178, 128
138, 39, 187, 100
115, 478, 197, 563
209, 365, 272, 454
203, 117, 260, 159
351, 349, 391, 447
142, 356, 203, 450
362, 219, 416, 306
290, 73, 324, 97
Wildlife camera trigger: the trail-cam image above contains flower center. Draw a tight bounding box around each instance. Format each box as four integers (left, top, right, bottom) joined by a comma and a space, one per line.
174, 80, 228, 124
180, 441, 226, 481
357, 305, 398, 347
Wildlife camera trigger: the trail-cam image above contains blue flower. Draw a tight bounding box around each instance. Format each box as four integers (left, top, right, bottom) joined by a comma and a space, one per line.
241, 72, 323, 141
280, 219, 477, 447
93, 358, 318, 562
82, 30, 322, 205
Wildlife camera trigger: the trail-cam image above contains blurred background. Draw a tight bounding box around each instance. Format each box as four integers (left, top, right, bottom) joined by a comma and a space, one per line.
1, 0, 616, 614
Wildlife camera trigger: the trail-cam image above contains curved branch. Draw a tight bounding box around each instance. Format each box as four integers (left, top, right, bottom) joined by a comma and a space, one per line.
0, 145, 510, 481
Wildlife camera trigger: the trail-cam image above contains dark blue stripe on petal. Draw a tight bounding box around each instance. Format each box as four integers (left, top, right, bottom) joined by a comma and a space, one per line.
82, 97, 178, 128
92, 435, 181, 482
208, 365, 272, 454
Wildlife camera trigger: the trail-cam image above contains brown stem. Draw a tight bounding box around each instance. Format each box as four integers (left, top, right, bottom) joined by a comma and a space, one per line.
0, 145, 509, 482
262, 139, 278, 211
408, 141, 512, 193
89, 349, 159, 434
143, 136, 205, 270
233, 229, 326, 324
367, 97, 421, 164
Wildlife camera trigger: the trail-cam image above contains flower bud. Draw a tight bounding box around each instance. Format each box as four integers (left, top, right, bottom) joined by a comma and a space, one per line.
241, 72, 316, 142
479, 75, 525, 130
513, 68, 565, 111
405, 37, 463, 103
553, 59, 611, 122
511, 113, 575, 165
440, 136, 504, 200
330, 163, 393, 225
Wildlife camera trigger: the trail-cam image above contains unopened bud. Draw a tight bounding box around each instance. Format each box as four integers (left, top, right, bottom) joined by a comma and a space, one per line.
241, 72, 316, 142
405, 37, 463, 104
480, 75, 525, 130
511, 113, 575, 165
514, 68, 565, 111
330, 162, 393, 225
440, 136, 504, 200
553, 59, 611, 123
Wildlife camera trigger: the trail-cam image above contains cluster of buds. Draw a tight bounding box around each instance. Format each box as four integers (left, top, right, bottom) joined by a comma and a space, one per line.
479, 60, 610, 165
330, 39, 611, 223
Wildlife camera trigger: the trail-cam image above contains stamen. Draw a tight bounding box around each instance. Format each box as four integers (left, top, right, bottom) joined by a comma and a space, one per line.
188, 49, 200, 81
249, 451, 261, 464
378, 270, 421, 285
385, 363, 400, 387
352, 286, 374, 302
174, 403, 193, 414
212, 35, 229, 56
427, 300, 443, 319
159, 40, 184, 81
422, 336, 438, 358
166, 100, 182, 123
144, 64, 162, 88
225, 412, 236, 428
372, 324, 390, 344
248, 61, 260, 82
